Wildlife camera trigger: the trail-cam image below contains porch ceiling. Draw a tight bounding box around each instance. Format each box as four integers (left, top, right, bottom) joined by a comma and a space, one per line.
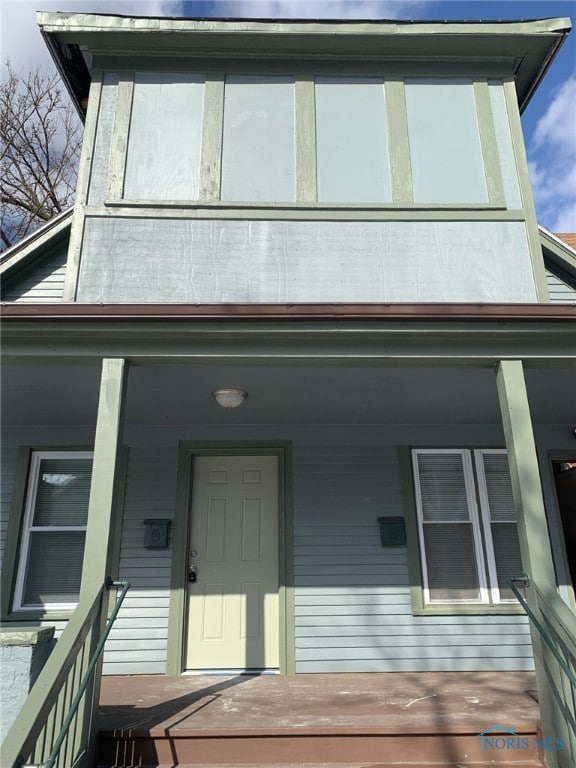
1, 362, 575, 427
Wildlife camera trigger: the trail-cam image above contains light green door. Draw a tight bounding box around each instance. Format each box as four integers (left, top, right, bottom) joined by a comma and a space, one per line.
185, 455, 279, 670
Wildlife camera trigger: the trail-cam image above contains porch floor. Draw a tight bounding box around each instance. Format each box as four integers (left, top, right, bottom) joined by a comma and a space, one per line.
98, 671, 539, 734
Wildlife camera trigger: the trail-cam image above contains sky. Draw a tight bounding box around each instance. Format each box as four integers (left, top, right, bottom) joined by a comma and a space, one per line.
1, 0, 575, 232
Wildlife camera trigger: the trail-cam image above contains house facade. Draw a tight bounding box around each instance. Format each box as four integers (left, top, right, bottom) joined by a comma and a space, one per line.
1, 14, 576, 692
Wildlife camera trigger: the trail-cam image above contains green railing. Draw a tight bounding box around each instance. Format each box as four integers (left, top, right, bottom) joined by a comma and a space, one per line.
1, 578, 129, 768
508, 575, 576, 766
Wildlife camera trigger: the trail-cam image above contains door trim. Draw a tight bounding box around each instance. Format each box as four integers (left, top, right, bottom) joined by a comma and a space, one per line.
167, 441, 294, 675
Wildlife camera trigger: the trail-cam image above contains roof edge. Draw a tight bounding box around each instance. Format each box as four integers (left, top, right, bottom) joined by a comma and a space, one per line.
2, 302, 575, 323
0, 209, 73, 277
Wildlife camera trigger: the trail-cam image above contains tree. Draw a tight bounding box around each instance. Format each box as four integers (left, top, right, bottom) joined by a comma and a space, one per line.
1, 63, 82, 251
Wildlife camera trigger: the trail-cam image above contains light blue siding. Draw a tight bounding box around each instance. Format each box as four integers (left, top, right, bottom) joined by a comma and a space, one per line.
546, 269, 576, 303
103, 446, 178, 674
8, 423, 572, 674
1, 247, 66, 303
78, 217, 537, 303
292, 444, 532, 672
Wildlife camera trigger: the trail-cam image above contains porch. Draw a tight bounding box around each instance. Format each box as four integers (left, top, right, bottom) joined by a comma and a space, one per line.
97, 670, 544, 767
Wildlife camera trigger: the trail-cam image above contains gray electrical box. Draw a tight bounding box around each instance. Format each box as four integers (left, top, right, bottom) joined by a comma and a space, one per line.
143, 518, 171, 549
377, 516, 406, 547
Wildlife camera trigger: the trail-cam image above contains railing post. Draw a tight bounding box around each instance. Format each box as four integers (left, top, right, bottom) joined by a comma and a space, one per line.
496, 360, 565, 765
79, 358, 129, 764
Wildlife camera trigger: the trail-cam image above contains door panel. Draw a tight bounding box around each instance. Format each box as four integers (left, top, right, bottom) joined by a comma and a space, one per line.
185, 455, 279, 670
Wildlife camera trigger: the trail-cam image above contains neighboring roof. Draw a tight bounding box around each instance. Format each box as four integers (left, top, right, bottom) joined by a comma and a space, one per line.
556, 233, 576, 250
0, 209, 72, 282
539, 225, 576, 287
37, 13, 571, 119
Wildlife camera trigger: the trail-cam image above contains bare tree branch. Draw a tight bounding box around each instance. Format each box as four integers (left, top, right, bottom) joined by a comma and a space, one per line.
0, 62, 82, 251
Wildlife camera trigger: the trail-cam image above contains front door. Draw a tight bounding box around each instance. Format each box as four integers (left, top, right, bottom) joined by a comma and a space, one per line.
185, 455, 279, 671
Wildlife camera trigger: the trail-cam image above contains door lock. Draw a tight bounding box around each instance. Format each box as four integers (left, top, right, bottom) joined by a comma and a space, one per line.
188, 564, 198, 583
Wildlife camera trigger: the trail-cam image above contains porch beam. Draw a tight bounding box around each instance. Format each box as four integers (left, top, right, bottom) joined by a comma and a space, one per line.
80, 357, 128, 595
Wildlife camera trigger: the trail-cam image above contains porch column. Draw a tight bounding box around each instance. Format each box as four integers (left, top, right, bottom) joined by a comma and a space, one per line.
80, 357, 129, 597
496, 360, 561, 761
495, 359, 556, 592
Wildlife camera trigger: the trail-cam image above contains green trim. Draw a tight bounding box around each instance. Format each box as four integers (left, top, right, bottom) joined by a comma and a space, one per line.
96, 203, 518, 219
474, 80, 505, 207
496, 361, 557, 592
76, 70, 103, 208
295, 76, 317, 203
80, 359, 128, 597
3, 321, 575, 363
167, 441, 292, 675
544, 449, 576, 612
166, 443, 194, 676
504, 79, 550, 302
1, 447, 31, 620
94, 56, 518, 81
107, 75, 133, 201
62, 71, 103, 302
199, 75, 224, 202
399, 447, 424, 613
386, 79, 413, 204
400, 445, 525, 616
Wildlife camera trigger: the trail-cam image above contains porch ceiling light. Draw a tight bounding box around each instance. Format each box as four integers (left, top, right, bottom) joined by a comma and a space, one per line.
212, 388, 247, 409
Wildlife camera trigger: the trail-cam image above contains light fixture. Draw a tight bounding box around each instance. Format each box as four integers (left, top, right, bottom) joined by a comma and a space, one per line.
212, 388, 247, 409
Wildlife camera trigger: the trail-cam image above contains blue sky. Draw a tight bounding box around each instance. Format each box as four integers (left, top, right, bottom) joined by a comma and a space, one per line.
3, 0, 575, 230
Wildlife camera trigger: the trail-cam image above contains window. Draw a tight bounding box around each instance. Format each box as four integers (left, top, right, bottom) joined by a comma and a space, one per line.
221, 75, 296, 202
123, 72, 205, 200
405, 78, 488, 204
315, 77, 391, 203
411, 448, 522, 607
13, 451, 93, 612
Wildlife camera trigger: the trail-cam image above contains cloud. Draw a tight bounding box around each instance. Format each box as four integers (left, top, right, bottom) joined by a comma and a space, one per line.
1, 1, 186, 74
528, 73, 576, 232
214, 0, 429, 19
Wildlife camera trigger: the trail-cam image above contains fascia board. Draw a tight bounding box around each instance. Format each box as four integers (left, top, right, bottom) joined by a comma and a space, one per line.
37, 13, 571, 117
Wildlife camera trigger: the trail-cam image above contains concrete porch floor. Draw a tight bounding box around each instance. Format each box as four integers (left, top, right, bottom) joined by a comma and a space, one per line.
98, 671, 540, 735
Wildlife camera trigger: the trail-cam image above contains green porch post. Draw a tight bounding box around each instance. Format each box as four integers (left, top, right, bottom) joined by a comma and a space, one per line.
496, 360, 556, 592
495, 359, 563, 762
79, 357, 128, 761
80, 357, 128, 596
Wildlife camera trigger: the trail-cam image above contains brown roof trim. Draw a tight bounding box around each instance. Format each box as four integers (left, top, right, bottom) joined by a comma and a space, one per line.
1, 303, 576, 322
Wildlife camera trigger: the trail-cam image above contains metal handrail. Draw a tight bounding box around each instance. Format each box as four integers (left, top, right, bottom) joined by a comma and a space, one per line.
507, 574, 576, 691
22, 578, 130, 768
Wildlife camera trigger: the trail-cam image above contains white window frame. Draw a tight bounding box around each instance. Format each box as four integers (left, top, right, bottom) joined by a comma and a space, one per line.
13, 450, 93, 612
474, 448, 518, 604
412, 447, 519, 606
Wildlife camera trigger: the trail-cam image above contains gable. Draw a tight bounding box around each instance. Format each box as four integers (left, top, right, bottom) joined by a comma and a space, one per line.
1, 211, 71, 304
539, 226, 576, 304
